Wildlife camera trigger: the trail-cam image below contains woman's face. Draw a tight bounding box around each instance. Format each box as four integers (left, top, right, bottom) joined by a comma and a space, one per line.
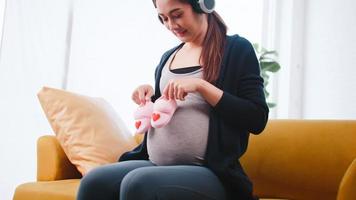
155, 0, 207, 43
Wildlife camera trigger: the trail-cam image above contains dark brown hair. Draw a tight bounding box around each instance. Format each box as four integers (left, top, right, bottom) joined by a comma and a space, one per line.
152, 0, 227, 84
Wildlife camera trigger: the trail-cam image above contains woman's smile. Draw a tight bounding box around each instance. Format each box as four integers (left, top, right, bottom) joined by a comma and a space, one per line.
173, 29, 187, 37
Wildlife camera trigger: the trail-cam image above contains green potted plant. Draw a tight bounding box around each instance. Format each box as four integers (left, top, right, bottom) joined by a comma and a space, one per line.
253, 43, 281, 108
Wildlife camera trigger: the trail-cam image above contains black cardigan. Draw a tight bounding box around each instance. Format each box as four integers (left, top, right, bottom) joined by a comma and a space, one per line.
119, 35, 269, 200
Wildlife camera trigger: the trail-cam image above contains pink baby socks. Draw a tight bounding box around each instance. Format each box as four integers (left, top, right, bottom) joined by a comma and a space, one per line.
134, 101, 154, 134
151, 96, 177, 128
134, 96, 177, 134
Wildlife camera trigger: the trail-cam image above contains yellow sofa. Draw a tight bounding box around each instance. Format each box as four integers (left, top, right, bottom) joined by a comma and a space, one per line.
13, 120, 356, 200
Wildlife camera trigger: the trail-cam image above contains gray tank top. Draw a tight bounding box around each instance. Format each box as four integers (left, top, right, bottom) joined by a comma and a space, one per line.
147, 53, 210, 166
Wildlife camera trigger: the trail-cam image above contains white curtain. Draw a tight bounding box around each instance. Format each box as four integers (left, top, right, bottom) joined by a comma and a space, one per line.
0, 0, 72, 199
0, 0, 262, 199
0, 0, 4, 41
264, 0, 356, 119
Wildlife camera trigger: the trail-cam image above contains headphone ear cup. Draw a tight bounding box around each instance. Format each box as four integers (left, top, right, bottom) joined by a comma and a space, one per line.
188, 0, 203, 13
197, 0, 215, 13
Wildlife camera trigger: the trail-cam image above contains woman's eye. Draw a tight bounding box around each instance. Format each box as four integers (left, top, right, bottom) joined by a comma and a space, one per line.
172, 14, 182, 19
159, 17, 167, 23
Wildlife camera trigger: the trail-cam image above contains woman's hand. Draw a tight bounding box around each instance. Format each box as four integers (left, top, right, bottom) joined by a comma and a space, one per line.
162, 78, 202, 101
132, 84, 154, 105
163, 78, 223, 106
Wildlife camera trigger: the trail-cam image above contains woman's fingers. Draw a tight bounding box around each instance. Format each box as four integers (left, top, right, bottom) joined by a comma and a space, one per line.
176, 86, 186, 101
131, 91, 139, 104
163, 78, 197, 100
132, 85, 154, 105
145, 89, 153, 101
138, 90, 145, 104
162, 85, 168, 99
174, 84, 180, 100
168, 83, 173, 100
163, 81, 173, 100
163, 81, 186, 101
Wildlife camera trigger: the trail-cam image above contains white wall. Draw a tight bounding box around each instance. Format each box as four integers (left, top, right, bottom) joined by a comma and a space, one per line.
270, 0, 356, 119
303, 0, 356, 119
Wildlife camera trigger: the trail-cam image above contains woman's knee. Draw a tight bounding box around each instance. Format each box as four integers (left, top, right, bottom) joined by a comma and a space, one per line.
79, 166, 111, 191
78, 161, 155, 199
120, 166, 227, 200
77, 165, 126, 200
120, 168, 156, 200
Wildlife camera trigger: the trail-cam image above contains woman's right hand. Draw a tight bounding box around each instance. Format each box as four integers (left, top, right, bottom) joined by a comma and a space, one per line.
131, 84, 154, 105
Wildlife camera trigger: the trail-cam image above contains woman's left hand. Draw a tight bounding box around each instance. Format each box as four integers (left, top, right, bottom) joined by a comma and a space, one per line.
163, 78, 202, 101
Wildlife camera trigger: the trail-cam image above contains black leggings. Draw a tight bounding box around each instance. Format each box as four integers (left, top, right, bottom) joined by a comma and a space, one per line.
77, 160, 226, 200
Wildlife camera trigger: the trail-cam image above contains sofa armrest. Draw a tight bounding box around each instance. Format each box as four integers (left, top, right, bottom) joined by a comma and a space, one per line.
337, 159, 356, 200
37, 135, 82, 181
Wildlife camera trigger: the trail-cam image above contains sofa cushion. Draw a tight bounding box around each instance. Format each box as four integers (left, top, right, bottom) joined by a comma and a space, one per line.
240, 120, 356, 200
37, 86, 136, 176
13, 179, 80, 200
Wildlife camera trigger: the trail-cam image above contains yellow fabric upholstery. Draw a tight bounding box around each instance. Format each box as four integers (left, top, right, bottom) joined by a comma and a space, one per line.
240, 120, 356, 200
13, 136, 82, 200
13, 180, 80, 200
337, 159, 356, 200
13, 120, 356, 200
37, 136, 81, 181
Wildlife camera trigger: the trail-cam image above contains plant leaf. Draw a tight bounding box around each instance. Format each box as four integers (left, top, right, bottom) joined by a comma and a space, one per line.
261, 62, 280, 72
252, 43, 281, 109
264, 88, 270, 98
267, 102, 276, 108
261, 50, 278, 57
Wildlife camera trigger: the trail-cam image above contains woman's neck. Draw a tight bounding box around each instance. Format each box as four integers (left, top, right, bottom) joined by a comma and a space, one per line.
183, 43, 202, 51
186, 15, 208, 48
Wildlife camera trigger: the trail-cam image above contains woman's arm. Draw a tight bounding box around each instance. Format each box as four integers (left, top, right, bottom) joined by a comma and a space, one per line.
197, 80, 223, 106
212, 45, 269, 134
162, 77, 222, 106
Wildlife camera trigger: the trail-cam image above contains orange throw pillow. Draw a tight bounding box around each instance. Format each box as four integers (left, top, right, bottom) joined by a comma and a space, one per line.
37, 86, 136, 176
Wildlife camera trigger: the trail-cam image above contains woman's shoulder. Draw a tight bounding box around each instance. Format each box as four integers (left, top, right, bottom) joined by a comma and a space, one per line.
226, 34, 254, 52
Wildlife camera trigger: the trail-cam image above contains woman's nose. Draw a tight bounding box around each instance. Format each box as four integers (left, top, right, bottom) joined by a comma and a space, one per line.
167, 19, 178, 31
